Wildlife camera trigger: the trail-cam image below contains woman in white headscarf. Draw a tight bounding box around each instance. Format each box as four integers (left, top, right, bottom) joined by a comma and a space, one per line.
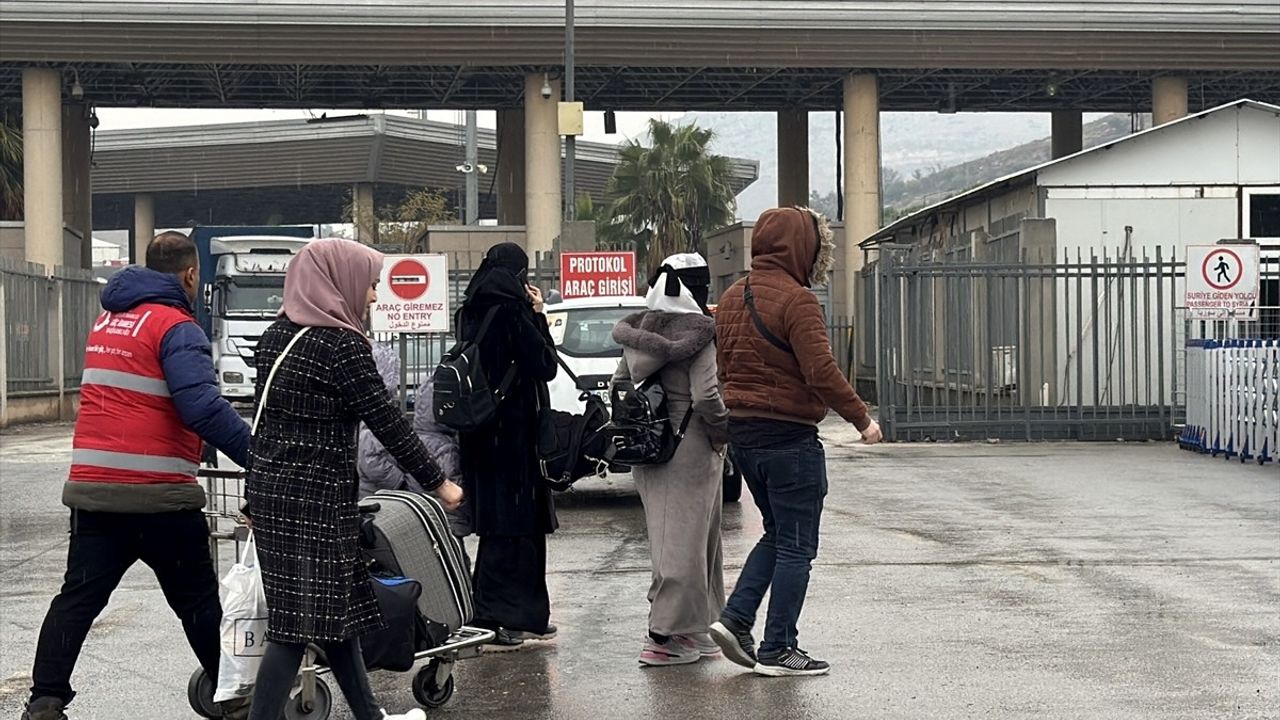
611, 253, 730, 666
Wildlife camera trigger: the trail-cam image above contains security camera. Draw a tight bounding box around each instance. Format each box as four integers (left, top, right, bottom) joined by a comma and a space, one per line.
540, 76, 553, 100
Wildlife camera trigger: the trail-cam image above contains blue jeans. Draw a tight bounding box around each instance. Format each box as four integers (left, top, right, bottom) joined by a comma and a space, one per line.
722, 437, 828, 656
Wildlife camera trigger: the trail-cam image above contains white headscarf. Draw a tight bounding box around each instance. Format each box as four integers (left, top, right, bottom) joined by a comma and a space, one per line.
646, 253, 709, 315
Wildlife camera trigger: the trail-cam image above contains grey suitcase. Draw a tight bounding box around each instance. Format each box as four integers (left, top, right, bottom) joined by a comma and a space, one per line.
364, 490, 473, 631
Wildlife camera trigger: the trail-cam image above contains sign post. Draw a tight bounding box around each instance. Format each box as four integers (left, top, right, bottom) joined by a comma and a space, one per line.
1184, 244, 1260, 320
370, 254, 451, 333
560, 251, 637, 299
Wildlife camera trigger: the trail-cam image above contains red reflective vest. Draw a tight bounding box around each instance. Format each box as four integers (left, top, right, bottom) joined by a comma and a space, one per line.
65, 303, 206, 513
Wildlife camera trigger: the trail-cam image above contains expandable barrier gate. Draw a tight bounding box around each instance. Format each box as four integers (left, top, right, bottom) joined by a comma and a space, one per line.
1179, 338, 1279, 464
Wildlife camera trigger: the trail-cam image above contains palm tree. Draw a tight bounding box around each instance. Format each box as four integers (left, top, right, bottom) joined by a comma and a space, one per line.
0, 106, 22, 221
606, 119, 736, 275
574, 193, 637, 250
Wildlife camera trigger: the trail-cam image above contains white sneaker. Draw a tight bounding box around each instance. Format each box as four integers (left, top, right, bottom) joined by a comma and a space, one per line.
382, 709, 427, 720
689, 632, 722, 657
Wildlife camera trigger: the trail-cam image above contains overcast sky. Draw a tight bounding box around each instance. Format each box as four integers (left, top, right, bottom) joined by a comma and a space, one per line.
95, 108, 677, 145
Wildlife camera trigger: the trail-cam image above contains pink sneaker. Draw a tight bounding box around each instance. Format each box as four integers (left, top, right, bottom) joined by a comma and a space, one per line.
638, 635, 701, 666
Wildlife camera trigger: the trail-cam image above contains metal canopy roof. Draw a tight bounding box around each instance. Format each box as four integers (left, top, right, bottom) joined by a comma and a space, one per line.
1, 1, 1277, 112
89, 113, 758, 195
86, 113, 759, 227
3, 66, 1276, 113
4, 0, 1276, 33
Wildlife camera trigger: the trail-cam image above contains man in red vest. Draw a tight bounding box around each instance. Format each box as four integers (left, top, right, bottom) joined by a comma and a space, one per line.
25, 232, 252, 720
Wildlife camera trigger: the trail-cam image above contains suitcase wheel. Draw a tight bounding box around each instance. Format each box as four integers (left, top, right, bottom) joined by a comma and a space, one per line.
413, 660, 455, 708
284, 677, 332, 720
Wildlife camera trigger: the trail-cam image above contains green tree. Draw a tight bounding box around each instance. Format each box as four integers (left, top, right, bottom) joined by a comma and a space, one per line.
343, 187, 457, 251
607, 119, 737, 275
0, 106, 22, 221
574, 193, 637, 249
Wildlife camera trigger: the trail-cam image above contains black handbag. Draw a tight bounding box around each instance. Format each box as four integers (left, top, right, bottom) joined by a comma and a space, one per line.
536, 355, 616, 491
359, 575, 422, 672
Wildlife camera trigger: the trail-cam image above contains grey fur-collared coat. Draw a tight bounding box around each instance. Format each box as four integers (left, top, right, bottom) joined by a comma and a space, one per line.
611, 310, 730, 636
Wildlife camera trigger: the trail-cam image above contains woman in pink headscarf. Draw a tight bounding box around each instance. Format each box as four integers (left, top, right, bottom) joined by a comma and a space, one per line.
245, 239, 461, 720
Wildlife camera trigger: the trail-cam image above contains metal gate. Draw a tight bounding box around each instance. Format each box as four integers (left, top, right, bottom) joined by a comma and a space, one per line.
873, 245, 1186, 442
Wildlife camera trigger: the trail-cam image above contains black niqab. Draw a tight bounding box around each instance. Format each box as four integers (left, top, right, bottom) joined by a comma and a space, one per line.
463, 243, 530, 307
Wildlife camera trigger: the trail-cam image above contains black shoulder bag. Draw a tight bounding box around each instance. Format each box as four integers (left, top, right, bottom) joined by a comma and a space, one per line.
743, 277, 794, 355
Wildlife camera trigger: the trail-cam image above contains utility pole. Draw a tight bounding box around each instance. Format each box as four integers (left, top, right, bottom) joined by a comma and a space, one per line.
465, 110, 479, 224
564, 0, 576, 221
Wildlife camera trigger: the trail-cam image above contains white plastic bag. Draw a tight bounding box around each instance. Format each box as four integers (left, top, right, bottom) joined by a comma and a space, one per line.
213, 533, 268, 703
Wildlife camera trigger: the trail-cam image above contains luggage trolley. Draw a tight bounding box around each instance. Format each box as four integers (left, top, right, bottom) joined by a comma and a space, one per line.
188, 469, 494, 719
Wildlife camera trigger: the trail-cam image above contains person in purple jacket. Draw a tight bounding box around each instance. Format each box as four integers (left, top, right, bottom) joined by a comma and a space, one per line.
357, 342, 471, 545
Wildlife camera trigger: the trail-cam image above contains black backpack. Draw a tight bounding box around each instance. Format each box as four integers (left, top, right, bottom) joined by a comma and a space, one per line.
607, 376, 694, 467
432, 306, 517, 432
536, 357, 616, 491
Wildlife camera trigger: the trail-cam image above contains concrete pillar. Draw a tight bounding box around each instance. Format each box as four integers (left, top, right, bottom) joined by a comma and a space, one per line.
62, 104, 93, 269
353, 182, 377, 244
777, 110, 810, 207
1050, 110, 1083, 159
133, 194, 154, 265
22, 68, 63, 272
842, 74, 880, 318
1153, 76, 1188, 126
496, 109, 526, 226
525, 74, 562, 255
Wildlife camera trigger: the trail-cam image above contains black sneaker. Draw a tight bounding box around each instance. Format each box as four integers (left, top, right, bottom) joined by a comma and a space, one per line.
481, 628, 526, 653
753, 647, 830, 677
709, 617, 757, 669
509, 623, 558, 641
22, 697, 68, 720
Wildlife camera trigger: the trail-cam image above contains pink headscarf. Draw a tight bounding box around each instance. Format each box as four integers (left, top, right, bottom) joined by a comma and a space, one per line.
281, 238, 384, 335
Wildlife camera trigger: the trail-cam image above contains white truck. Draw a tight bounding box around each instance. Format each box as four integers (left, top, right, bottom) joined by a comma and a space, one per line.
203, 236, 310, 401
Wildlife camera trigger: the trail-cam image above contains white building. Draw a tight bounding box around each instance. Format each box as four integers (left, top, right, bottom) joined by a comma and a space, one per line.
863, 99, 1279, 424
867, 99, 1279, 274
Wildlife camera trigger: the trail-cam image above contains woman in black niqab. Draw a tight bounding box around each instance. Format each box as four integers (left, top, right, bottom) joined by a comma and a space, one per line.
457, 242, 560, 649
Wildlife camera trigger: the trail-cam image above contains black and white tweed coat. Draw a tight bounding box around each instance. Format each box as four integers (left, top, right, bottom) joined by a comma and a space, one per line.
246, 319, 443, 643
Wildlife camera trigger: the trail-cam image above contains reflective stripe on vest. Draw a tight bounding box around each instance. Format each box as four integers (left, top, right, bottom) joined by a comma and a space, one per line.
81, 368, 171, 397
70, 449, 199, 476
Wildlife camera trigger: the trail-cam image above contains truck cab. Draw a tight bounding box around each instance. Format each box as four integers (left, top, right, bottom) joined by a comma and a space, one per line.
204, 236, 310, 401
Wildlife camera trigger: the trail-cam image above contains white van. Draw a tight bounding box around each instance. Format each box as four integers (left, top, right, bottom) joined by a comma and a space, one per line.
544, 295, 743, 501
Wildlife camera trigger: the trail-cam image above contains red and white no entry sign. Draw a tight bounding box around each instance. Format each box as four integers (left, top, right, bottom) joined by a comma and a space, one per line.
371, 254, 450, 333
388, 258, 430, 300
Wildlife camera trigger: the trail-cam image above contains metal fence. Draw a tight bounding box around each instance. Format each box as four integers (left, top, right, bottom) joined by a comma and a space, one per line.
1178, 308, 1280, 465
872, 245, 1187, 442
60, 266, 103, 388
1, 258, 101, 414
1, 258, 55, 393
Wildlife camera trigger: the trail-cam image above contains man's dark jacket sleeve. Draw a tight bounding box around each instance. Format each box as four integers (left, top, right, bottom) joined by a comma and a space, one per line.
160, 322, 252, 467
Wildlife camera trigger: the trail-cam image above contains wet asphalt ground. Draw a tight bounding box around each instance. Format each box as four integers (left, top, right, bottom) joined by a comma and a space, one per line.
1, 421, 1277, 720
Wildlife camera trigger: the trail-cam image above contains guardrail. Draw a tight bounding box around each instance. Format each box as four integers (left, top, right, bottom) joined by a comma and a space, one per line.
1179, 337, 1279, 465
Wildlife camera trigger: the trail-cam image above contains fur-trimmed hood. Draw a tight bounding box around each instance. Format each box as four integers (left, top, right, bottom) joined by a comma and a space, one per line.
750, 206, 836, 288
612, 310, 716, 380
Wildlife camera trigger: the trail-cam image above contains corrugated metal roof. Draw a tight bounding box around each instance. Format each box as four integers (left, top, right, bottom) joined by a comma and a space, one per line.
863, 99, 1280, 246
89, 114, 759, 196
2, 1, 1277, 70
4, 0, 1276, 32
